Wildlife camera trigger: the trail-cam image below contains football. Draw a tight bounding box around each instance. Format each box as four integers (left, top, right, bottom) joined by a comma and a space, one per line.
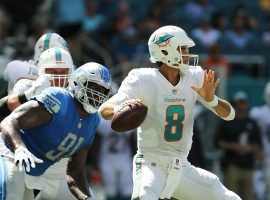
111, 101, 148, 132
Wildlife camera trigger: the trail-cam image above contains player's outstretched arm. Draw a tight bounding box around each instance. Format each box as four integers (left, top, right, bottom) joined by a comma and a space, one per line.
0, 100, 52, 149
0, 75, 52, 122
0, 100, 51, 171
66, 146, 92, 200
191, 70, 235, 121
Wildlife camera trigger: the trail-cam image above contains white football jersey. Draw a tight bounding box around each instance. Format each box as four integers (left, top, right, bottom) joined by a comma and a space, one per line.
250, 105, 270, 153
4, 60, 38, 94
108, 67, 214, 158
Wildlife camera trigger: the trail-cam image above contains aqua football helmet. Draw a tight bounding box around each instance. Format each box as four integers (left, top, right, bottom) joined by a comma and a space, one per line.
34, 33, 69, 64
69, 62, 112, 113
148, 25, 198, 72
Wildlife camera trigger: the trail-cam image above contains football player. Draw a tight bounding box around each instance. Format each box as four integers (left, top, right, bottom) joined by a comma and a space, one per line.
99, 26, 241, 200
0, 32, 70, 121
3, 32, 68, 95
250, 82, 270, 200
1, 47, 79, 200
0, 62, 112, 200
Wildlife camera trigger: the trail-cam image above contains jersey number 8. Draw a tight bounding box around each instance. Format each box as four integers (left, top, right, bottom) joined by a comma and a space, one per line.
164, 105, 185, 142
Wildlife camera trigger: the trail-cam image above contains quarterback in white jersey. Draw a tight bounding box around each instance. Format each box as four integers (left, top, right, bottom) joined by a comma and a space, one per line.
250, 82, 270, 200
99, 26, 241, 200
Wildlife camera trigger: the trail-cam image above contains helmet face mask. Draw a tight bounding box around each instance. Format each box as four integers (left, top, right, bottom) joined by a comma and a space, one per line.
38, 48, 74, 88
148, 25, 198, 72
69, 62, 112, 114
44, 68, 71, 88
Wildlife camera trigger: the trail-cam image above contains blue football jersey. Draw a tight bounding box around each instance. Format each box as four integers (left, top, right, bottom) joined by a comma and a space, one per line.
20, 87, 100, 176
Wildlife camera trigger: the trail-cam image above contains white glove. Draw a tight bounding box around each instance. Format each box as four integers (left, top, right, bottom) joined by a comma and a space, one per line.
24, 74, 52, 100
14, 146, 43, 172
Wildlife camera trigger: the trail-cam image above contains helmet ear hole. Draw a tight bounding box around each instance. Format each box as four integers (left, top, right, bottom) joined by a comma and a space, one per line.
161, 50, 168, 55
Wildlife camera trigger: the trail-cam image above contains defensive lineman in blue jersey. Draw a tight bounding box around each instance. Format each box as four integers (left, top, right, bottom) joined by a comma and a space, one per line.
20, 88, 100, 176
0, 62, 112, 200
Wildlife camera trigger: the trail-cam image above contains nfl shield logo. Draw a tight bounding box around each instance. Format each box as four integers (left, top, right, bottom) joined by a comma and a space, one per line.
172, 89, 177, 95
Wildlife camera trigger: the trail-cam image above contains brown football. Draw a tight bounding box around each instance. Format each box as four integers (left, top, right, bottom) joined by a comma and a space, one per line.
111, 101, 148, 132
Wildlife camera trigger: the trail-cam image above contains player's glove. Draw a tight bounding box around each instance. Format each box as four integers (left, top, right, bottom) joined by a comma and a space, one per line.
14, 146, 43, 172
24, 74, 52, 100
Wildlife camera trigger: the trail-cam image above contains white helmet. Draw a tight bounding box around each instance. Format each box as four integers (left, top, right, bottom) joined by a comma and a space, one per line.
69, 62, 112, 114
34, 33, 68, 63
148, 25, 198, 72
38, 48, 73, 88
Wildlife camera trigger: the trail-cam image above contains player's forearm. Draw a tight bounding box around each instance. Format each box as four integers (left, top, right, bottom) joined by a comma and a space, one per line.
213, 98, 235, 120
67, 171, 91, 200
0, 116, 26, 150
7, 94, 22, 111
98, 103, 115, 120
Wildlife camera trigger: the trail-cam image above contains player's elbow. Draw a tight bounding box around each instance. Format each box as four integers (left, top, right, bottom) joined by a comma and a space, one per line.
7, 95, 21, 111
221, 107, 235, 121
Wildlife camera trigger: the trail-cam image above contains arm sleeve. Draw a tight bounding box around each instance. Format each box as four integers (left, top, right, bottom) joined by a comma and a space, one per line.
107, 69, 142, 105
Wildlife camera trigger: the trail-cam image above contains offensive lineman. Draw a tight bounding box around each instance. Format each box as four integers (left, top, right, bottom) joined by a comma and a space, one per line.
250, 82, 270, 200
0, 32, 70, 121
99, 26, 241, 200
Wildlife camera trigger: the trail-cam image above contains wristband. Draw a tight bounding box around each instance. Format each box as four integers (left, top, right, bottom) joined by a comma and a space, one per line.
18, 93, 28, 104
205, 95, 218, 107
222, 104, 235, 121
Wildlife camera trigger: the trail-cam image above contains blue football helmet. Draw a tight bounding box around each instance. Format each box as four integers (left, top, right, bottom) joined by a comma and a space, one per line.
69, 62, 112, 113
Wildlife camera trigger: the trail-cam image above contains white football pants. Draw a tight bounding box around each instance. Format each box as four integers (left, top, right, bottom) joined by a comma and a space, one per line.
132, 153, 242, 200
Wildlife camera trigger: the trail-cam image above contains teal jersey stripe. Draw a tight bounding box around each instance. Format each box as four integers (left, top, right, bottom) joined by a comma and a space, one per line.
132, 154, 143, 200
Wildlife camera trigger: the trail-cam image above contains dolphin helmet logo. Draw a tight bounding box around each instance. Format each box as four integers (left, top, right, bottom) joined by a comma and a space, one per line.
152, 33, 174, 48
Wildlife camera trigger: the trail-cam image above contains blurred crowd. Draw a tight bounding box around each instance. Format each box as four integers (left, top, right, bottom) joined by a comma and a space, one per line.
1, 0, 270, 200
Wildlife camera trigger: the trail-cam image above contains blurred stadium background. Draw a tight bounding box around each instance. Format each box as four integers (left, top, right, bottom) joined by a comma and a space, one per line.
1, 0, 270, 200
